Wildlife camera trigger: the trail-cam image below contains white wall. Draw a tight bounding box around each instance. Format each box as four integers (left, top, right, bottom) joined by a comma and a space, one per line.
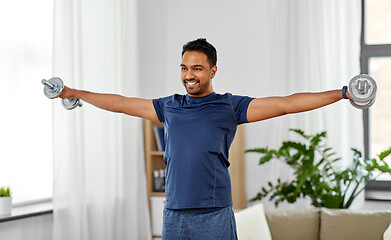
138, 0, 273, 98
0, 214, 53, 240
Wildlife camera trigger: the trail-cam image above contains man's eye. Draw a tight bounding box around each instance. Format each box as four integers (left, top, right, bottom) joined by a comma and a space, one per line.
194, 68, 202, 71
181, 67, 187, 71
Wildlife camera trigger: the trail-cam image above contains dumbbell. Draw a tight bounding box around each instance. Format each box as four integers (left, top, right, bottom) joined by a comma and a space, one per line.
347, 74, 377, 109
41, 77, 82, 110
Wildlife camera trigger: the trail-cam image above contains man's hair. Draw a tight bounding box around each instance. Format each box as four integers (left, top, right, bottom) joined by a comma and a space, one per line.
182, 38, 217, 68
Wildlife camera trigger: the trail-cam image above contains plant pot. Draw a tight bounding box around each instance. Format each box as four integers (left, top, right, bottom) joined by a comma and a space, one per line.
0, 197, 12, 216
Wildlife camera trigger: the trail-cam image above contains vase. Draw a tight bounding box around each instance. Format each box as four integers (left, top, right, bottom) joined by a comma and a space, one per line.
0, 197, 12, 216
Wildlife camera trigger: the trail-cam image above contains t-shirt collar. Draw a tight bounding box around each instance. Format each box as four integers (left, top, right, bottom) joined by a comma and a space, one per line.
185, 92, 217, 103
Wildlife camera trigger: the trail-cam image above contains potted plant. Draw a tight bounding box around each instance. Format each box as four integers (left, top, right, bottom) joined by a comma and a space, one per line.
246, 129, 391, 209
0, 186, 12, 216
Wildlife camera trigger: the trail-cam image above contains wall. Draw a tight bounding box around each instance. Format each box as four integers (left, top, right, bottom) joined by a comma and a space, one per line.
138, 0, 273, 98
0, 214, 53, 240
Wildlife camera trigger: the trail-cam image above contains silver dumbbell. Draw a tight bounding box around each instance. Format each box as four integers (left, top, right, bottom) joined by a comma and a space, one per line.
348, 74, 377, 109
41, 77, 82, 110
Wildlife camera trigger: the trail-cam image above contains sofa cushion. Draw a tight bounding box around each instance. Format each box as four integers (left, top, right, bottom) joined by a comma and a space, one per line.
265, 208, 319, 240
320, 208, 391, 240
235, 203, 272, 240
384, 222, 391, 240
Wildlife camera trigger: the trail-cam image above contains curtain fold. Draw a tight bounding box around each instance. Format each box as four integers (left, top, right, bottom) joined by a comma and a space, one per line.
52, 0, 151, 239
246, 0, 363, 210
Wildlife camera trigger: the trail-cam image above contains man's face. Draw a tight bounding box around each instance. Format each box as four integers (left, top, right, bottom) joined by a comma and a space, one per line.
180, 51, 217, 97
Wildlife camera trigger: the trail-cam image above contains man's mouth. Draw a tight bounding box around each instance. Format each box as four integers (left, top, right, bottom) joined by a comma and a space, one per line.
185, 80, 199, 86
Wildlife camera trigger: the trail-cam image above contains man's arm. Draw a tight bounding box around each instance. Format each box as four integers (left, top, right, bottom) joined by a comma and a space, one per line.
60, 86, 160, 122
247, 89, 350, 123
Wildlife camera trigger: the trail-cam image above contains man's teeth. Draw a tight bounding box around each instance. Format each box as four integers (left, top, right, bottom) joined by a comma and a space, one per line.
188, 82, 197, 85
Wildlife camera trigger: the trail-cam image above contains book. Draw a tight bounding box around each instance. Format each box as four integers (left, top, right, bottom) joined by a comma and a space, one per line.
153, 169, 165, 192
153, 126, 165, 151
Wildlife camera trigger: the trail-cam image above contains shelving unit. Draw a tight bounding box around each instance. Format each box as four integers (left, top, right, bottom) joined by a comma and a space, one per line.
143, 119, 247, 238
143, 120, 166, 202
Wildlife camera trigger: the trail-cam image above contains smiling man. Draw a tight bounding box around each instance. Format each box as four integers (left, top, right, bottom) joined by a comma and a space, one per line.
181, 47, 216, 97
60, 38, 351, 239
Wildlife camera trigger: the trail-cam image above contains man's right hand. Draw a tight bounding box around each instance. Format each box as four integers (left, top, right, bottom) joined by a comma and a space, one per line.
60, 86, 75, 99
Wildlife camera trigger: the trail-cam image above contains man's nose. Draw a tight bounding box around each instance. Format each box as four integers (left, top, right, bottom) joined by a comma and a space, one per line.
185, 70, 195, 80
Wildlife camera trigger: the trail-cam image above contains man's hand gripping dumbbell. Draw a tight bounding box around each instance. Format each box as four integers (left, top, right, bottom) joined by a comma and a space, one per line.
41, 77, 82, 110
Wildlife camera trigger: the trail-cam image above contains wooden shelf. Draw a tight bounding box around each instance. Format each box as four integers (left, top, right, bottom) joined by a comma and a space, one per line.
150, 151, 165, 156
144, 120, 166, 239
150, 192, 165, 197
143, 120, 165, 202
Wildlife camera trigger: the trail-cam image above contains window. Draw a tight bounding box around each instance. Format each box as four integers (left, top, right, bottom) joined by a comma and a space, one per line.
368, 57, 391, 174
0, 0, 53, 204
361, 0, 391, 192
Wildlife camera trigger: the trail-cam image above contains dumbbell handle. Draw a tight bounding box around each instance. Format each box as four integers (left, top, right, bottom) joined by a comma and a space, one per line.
41, 79, 55, 89
356, 80, 371, 95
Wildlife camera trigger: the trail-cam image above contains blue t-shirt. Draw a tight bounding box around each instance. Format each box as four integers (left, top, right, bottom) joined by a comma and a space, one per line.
153, 92, 254, 209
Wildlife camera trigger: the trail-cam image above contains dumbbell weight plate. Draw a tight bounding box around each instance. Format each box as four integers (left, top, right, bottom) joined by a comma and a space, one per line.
43, 77, 64, 99
348, 74, 377, 103
349, 98, 376, 109
61, 98, 82, 110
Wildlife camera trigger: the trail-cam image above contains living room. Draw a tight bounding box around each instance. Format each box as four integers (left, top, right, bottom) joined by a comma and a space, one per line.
1, 0, 390, 239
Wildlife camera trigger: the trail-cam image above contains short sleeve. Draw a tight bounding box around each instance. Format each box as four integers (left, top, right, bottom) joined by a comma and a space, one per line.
152, 95, 172, 122
229, 94, 254, 124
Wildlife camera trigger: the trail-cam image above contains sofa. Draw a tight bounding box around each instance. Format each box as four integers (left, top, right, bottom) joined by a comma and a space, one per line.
234, 203, 391, 240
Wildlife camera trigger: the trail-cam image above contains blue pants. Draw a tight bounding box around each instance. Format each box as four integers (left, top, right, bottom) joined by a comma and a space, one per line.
162, 206, 238, 240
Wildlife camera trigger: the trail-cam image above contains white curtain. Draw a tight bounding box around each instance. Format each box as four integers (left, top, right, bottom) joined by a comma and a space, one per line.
245, 0, 364, 210
52, 0, 151, 239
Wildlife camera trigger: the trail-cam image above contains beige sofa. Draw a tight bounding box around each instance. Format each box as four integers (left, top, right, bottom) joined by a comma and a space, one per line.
235, 204, 391, 240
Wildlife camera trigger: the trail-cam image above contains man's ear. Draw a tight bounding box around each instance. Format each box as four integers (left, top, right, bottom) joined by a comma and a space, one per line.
210, 65, 217, 79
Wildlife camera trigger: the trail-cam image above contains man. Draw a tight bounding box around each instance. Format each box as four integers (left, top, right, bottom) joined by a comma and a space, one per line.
60, 38, 351, 239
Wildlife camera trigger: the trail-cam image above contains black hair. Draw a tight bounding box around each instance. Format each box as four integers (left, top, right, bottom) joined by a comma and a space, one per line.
181, 38, 217, 68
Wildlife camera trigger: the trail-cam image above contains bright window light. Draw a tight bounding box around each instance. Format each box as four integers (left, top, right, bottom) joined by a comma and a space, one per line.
0, 0, 53, 204
365, 0, 391, 44
369, 57, 391, 180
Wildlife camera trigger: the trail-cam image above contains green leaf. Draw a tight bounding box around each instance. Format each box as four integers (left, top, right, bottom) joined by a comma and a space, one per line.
351, 148, 362, 158
0, 186, 11, 197
323, 147, 333, 153
282, 141, 305, 149
289, 128, 309, 139
245, 148, 269, 153
378, 146, 391, 161
331, 157, 341, 163
260, 154, 273, 164
310, 131, 326, 147
327, 152, 337, 158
